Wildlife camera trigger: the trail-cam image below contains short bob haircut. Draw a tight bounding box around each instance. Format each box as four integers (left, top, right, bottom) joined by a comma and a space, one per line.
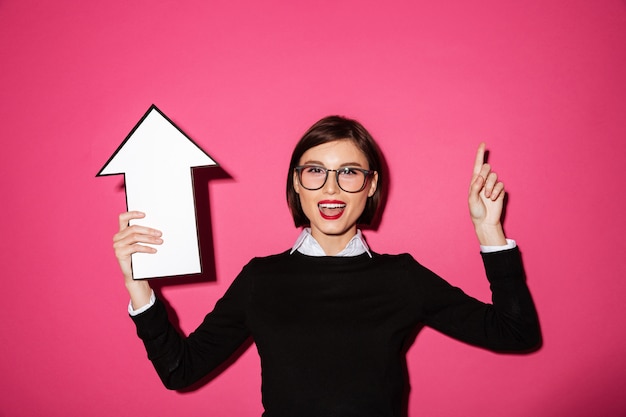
286, 115, 385, 227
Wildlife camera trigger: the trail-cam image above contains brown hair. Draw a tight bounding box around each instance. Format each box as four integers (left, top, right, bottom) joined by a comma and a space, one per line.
286, 115, 385, 227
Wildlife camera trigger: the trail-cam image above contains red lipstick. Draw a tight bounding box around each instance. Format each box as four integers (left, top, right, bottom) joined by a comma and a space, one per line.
318, 200, 346, 220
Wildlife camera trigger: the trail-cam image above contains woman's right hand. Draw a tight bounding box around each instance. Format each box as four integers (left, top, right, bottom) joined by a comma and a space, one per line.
113, 211, 162, 307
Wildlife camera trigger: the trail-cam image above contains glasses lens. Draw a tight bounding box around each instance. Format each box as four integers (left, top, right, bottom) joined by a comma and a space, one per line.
337, 168, 367, 192
299, 166, 327, 190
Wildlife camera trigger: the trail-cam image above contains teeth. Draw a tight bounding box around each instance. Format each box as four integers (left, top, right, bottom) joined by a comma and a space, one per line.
319, 203, 346, 209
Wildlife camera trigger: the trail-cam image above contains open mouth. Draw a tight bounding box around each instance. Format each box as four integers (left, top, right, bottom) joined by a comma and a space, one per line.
318, 201, 346, 219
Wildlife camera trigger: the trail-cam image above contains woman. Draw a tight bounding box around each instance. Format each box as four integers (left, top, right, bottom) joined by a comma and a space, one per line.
114, 115, 540, 417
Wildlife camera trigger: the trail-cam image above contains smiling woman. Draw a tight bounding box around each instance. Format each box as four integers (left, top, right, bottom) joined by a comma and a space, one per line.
287, 116, 384, 228
112, 115, 541, 417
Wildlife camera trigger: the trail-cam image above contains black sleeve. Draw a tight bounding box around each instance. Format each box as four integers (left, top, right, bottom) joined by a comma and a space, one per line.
130, 270, 253, 389
418, 247, 541, 352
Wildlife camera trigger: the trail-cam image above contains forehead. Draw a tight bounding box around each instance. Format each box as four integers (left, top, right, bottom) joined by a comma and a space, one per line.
298, 139, 368, 166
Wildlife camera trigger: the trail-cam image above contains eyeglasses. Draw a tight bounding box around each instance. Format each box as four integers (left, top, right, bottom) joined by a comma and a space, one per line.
294, 165, 375, 193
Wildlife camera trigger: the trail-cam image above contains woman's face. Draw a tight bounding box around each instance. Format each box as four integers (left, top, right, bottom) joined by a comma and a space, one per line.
293, 139, 378, 254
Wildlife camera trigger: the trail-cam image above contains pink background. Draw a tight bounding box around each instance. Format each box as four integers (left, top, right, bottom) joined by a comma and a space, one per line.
1, 0, 625, 416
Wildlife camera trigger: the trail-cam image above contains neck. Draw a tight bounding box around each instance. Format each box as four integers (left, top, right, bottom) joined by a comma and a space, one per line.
311, 228, 357, 256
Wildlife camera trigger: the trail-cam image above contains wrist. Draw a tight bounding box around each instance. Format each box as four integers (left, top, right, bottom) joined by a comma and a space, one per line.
125, 279, 153, 310
473, 223, 507, 246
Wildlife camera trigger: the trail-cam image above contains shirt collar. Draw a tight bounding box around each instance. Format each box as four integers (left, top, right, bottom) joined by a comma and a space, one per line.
290, 228, 372, 258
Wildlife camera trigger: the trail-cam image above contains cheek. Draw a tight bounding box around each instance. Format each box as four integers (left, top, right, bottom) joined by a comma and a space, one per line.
345, 194, 368, 218
302, 194, 317, 211
298, 195, 318, 222
357, 196, 369, 212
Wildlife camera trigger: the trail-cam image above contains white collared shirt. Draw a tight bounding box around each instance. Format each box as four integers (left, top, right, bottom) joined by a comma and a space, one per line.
290, 228, 372, 257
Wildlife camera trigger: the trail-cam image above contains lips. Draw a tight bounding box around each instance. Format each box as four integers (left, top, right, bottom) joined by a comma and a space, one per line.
318, 200, 346, 220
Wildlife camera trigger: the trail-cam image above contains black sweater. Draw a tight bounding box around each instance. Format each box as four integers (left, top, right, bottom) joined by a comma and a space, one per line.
132, 248, 540, 417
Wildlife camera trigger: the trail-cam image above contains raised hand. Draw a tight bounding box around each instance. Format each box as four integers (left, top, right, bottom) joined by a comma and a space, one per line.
468, 143, 507, 246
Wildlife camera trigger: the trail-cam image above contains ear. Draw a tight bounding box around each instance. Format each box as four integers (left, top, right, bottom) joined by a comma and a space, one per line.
293, 171, 301, 194
367, 171, 379, 197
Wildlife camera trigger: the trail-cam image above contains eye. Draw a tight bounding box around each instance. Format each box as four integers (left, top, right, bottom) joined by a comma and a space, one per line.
304, 166, 326, 175
338, 167, 359, 176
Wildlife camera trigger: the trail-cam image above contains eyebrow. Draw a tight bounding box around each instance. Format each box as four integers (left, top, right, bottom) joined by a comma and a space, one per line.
300, 160, 366, 168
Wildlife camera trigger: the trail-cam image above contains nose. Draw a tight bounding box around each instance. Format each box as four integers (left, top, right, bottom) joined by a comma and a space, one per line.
322, 170, 339, 194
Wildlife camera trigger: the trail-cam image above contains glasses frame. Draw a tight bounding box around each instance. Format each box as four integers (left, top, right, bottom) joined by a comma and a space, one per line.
294, 165, 375, 193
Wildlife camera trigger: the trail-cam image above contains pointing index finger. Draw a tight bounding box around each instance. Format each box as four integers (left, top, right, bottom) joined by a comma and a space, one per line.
473, 142, 486, 176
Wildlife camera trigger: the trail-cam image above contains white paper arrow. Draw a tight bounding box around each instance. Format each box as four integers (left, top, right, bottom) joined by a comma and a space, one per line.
97, 105, 217, 279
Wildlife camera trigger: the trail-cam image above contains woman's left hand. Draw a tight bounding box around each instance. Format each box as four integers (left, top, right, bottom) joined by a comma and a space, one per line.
468, 143, 507, 246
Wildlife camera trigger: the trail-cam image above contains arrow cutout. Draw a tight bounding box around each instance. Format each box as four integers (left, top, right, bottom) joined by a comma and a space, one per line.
97, 105, 218, 279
